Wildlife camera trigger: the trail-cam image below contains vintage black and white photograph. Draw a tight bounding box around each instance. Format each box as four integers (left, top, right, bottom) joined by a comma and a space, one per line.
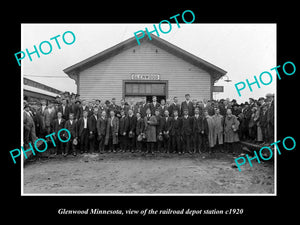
21, 23, 276, 195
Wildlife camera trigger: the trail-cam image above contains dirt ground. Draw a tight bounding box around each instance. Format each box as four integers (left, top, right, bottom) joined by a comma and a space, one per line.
23, 149, 274, 194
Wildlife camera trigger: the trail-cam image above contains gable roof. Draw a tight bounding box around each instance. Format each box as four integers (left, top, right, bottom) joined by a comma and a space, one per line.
63, 33, 227, 83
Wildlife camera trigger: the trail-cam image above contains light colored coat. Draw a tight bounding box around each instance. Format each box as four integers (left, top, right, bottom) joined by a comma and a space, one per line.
212, 114, 224, 145
105, 117, 119, 145
144, 115, 157, 142
205, 115, 215, 147
43, 108, 56, 127
224, 115, 240, 143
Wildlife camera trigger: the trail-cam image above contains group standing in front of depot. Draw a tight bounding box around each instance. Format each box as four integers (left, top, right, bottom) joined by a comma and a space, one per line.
23, 93, 274, 158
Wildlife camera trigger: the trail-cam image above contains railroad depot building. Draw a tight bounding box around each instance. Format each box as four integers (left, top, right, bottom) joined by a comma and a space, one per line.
63, 34, 227, 103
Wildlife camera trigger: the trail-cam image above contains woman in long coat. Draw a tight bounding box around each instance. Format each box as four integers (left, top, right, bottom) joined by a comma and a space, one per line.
224, 108, 240, 152
204, 110, 215, 152
144, 108, 157, 154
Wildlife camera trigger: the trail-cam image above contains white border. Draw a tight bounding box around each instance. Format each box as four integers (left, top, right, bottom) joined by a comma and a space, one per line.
20, 23, 277, 196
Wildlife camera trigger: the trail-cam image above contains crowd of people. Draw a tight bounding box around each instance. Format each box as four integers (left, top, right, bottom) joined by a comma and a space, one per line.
23, 92, 274, 157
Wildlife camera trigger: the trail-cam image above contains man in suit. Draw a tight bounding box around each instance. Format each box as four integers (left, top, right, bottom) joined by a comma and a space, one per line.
135, 112, 144, 152
97, 101, 108, 118
43, 102, 56, 136
57, 99, 70, 121
139, 98, 148, 118
77, 110, 89, 153
88, 107, 98, 153
119, 110, 129, 152
144, 108, 158, 154
24, 104, 38, 145
181, 108, 194, 154
154, 109, 163, 152
119, 98, 130, 116
77, 100, 88, 119
170, 109, 182, 154
97, 110, 107, 153
105, 110, 119, 152
65, 113, 78, 156
127, 109, 137, 152
35, 99, 47, 137
52, 111, 66, 155
69, 98, 80, 121
266, 93, 274, 143
87, 101, 94, 118
193, 107, 205, 153
109, 97, 119, 117
181, 94, 194, 117
158, 99, 168, 117
149, 96, 160, 115
160, 109, 173, 153
169, 96, 181, 117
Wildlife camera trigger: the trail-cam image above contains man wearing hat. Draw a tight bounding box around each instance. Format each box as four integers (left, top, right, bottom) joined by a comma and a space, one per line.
232, 103, 241, 117
57, 99, 70, 121
43, 102, 56, 138
266, 93, 274, 143
74, 99, 81, 120
24, 104, 38, 146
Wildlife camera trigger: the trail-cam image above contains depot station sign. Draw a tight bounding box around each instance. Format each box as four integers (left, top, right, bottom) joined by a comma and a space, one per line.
131, 73, 160, 80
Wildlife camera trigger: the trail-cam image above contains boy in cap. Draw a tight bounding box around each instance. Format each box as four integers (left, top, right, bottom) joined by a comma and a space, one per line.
181, 108, 194, 154
192, 107, 204, 154
119, 109, 129, 152
170, 109, 182, 154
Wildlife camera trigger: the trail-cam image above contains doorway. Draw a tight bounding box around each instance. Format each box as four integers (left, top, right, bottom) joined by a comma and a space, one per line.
123, 80, 168, 104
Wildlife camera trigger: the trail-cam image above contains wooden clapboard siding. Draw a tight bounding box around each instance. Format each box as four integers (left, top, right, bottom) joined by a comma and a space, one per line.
79, 41, 211, 102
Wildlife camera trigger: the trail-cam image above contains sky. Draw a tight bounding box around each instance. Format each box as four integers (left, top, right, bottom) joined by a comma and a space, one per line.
22, 23, 276, 103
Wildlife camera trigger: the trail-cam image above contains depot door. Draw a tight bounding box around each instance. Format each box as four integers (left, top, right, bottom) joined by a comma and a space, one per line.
123, 80, 168, 103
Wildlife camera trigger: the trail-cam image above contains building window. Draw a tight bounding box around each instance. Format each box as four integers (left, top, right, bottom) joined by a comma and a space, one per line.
124, 81, 166, 96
